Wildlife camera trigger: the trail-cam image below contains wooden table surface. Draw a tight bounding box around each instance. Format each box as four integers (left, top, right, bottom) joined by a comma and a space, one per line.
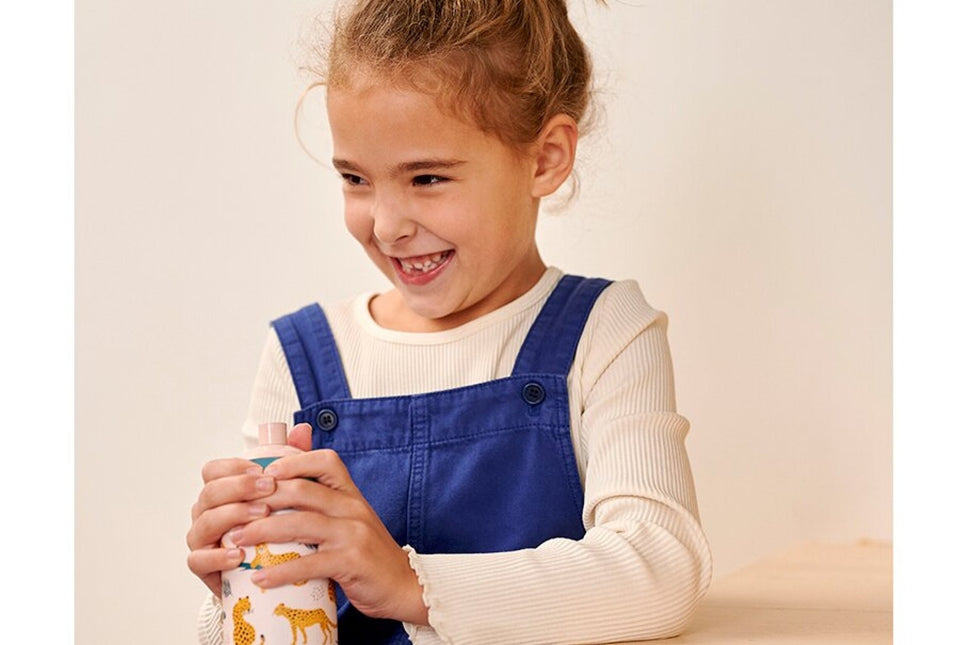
613, 540, 892, 644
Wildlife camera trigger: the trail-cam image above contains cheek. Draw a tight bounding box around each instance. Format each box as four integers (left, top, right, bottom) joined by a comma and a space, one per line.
343, 200, 372, 246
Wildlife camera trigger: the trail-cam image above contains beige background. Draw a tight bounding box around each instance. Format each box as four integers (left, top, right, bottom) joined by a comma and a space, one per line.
75, 1, 891, 643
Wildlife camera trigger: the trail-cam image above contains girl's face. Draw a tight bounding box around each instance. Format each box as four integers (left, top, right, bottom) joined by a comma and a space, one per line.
327, 79, 546, 332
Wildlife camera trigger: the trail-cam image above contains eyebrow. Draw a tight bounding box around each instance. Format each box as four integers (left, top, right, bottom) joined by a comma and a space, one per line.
332, 158, 467, 176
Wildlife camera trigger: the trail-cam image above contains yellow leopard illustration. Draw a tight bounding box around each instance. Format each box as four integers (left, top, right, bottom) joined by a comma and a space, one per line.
232, 596, 255, 645
273, 602, 337, 645
250, 543, 307, 590
251, 542, 302, 569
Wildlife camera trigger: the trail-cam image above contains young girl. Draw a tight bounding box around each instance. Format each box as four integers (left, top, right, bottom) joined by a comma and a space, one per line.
187, 1, 712, 643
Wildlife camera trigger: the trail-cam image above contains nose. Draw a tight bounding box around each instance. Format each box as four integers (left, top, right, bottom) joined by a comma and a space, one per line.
371, 193, 417, 245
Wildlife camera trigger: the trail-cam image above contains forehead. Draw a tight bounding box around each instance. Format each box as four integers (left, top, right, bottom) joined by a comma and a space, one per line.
325, 79, 504, 163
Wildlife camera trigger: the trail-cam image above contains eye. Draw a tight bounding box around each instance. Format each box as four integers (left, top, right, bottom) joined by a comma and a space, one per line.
340, 173, 367, 187
413, 175, 447, 187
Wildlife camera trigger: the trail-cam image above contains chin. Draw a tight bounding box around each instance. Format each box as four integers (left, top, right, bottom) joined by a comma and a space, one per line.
403, 300, 454, 323
401, 292, 469, 327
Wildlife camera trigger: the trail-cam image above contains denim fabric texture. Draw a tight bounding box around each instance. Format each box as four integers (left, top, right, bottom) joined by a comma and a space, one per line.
271, 275, 611, 644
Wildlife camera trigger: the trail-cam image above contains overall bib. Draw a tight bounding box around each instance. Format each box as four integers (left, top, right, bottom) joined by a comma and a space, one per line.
271, 275, 611, 644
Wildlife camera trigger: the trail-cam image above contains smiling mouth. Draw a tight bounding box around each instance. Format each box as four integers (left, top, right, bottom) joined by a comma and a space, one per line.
396, 250, 453, 275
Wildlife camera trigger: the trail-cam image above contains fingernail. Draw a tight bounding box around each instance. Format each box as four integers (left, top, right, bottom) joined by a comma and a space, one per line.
255, 476, 274, 492
246, 466, 263, 475
248, 503, 268, 518
251, 570, 267, 585
264, 464, 279, 477
226, 548, 243, 562
228, 528, 243, 545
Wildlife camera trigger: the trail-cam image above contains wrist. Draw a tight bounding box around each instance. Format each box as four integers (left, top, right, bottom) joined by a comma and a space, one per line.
398, 588, 430, 626
397, 547, 430, 626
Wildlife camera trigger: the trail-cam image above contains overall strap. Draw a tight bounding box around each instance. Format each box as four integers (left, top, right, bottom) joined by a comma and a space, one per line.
271, 304, 351, 407
512, 274, 612, 376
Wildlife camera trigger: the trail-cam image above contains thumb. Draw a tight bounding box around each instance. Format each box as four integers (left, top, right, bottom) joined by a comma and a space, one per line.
288, 423, 313, 452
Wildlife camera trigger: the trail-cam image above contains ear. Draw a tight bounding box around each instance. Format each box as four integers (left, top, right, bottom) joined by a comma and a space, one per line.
531, 114, 579, 198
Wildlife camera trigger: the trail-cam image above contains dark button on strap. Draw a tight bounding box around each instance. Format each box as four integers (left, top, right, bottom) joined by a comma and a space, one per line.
316, 408, 338, 431
522, 381, 546, 405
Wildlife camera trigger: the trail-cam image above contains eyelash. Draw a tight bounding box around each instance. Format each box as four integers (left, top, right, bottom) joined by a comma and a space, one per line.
341, 173, 367, 187
339, 174, 450, 188
412, 175, 448, 187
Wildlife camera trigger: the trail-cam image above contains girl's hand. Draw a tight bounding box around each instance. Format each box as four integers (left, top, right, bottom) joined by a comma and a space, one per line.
185, 457, 277, 596
225, 446, 430, 626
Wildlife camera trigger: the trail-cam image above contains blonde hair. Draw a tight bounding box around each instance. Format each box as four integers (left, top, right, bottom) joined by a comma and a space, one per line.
305, 0, 604, 149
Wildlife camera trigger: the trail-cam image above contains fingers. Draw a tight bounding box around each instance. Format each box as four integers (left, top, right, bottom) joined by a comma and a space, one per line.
249, 551, 333, 590
191, 447, 428, 624
238, 514, 372, 589
186, 546, 245, 596
265, 449, 359, 494
187, 500, 271, 551
189, 450, 360, 552
187, 545, 245, 577
256, 476, 361, 518
239, 518, 426, 623
201, 457, 263, 483
229, 509, 394, 573
221, 513, 347, 591
228, 509, 344, 548
287, 422, 313, 451
193, 471, 277, 521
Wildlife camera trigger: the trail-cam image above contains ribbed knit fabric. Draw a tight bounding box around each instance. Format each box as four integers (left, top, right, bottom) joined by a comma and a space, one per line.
196, 593, 222, 645
196, 267, 712, 644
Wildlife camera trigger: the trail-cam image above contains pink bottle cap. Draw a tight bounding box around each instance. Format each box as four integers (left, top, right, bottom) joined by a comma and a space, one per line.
258, 422, 289, 446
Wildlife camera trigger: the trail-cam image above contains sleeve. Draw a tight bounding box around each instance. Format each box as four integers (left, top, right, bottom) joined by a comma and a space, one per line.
197, 593, 222, 645
402, 281, 713, 645
195, 328, 302, 644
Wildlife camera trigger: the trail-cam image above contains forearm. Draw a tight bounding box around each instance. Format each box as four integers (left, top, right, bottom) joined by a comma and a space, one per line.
404, 499, 710, 645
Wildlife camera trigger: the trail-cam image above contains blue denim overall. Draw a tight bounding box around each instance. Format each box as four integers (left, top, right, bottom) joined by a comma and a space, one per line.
271, 275, 611, 644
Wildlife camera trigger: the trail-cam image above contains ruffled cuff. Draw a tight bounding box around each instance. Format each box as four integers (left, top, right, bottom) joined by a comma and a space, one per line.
401, 546, 449, 645
196, 593, 223, 645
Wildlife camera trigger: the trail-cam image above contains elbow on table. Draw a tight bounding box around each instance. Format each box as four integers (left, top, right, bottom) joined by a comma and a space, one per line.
657, 573, 708, 639
625, 544, 712, 641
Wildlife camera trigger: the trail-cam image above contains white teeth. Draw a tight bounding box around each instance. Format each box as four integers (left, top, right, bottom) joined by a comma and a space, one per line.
399, 251, 449, 274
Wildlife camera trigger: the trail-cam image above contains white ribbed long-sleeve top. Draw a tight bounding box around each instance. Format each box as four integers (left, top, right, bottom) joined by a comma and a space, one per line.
197, 267, 712, 645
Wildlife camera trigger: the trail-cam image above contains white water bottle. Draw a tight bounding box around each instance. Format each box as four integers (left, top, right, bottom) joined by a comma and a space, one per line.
221, 422, 338, 645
